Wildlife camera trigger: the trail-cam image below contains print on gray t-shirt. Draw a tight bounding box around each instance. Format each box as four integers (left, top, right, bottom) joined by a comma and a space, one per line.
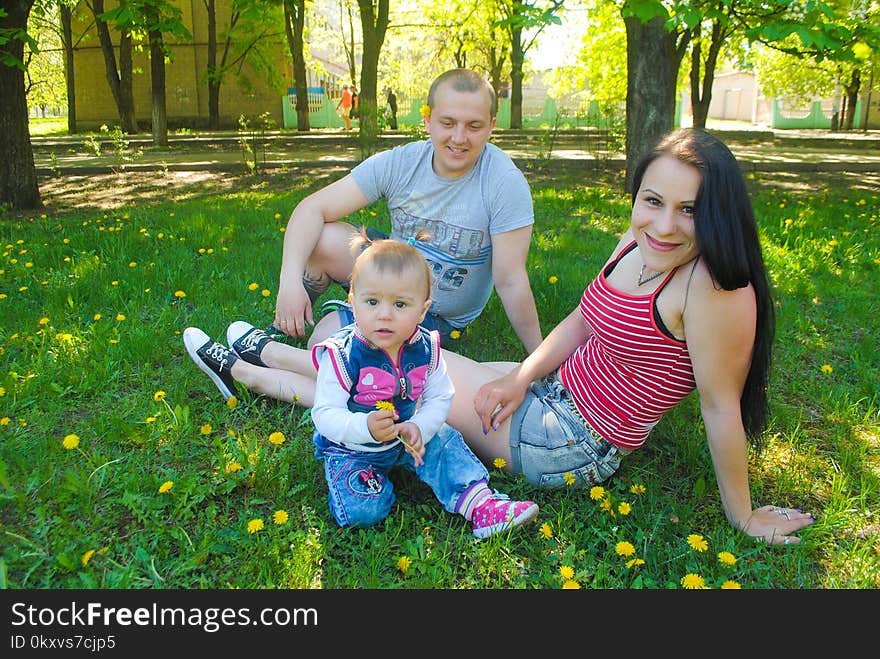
351, 139, 534, 327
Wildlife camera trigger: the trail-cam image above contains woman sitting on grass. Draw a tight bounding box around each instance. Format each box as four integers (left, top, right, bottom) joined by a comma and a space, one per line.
184, 128, 815, 545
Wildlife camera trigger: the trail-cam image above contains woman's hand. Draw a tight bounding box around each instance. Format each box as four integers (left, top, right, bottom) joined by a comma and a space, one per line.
473, 372, 528, 434
741, 505, 816, 545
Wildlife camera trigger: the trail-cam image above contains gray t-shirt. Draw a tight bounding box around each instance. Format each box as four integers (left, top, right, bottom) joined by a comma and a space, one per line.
351, 139, 534, 327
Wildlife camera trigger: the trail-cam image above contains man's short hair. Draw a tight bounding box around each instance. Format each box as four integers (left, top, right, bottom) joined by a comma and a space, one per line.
427, 69, 498, 118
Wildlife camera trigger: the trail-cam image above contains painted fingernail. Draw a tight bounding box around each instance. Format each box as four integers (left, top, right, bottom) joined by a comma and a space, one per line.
492, 423, 499, 431
796, 509, 804, 513
482, 427, 488, 435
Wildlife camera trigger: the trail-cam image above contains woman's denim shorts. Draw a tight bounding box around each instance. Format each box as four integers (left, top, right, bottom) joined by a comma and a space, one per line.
509, 375, 629, 487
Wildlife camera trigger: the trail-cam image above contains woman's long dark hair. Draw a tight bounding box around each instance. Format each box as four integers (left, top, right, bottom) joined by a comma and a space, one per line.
630, 128, 774, 445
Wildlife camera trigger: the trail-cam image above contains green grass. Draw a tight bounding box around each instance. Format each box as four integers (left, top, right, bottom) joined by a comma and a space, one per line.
29, 117, 68, 136
0, 172, 877, 590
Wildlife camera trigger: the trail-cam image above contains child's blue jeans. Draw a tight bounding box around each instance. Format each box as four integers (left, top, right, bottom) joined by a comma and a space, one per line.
313, 423, 489, 528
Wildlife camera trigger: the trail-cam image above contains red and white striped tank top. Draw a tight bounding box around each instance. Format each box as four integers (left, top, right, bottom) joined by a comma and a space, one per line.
558, 241, 697, 450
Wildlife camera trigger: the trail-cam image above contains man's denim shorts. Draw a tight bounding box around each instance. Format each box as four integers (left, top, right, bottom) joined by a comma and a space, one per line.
509, 375, 629, 487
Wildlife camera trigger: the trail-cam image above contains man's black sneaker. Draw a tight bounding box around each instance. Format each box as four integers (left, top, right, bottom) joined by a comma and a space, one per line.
227, 321, 274, 367
183, 327, 239, 400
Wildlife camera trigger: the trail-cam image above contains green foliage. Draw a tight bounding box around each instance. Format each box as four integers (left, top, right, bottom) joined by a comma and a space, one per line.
0, 170, 877, 589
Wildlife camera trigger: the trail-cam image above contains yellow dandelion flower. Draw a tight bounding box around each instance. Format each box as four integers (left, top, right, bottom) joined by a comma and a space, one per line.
615, 541, 636, 557
718, 551, 737, 566
721, 580, 742, 589
261, 289, 271, 297
0, 294, 6, 299
39, 317, 49, 325
562, 580, 581, 589
618, 501, 632, 515
274, 213, 282, 220
589, 486, 605, 501
273, 510, 289, 525
226, 396, 238, 409
626, 557, 646, 569
81, 549, 96, 567
397, 556, 412, 573
680, 573, 706, 589
268, 431, 286, 445
564, 472, 576, 486
200, 423, 212, 435
62, 433, 80, 450
449, 330, 462, 340
560, 565, 574, 580
600, 498, 612, 512
111, 280, 118, 286
158, 480, 174, 493
548, 275, 558, 284
419, 104, 431, 118
687, 534, 709, 552
784, 218, 793, 226
375, 400, 396, 413
145, 416, 156, 423
247, 518, 264, 534
174, 290, 186, 298
248, 282, 259, 291
821, 364, 833, 374
93, 313, 102, 320
0, 417, 10, 426
198, 248, 206, 254
129, 261, 137, 267
828, 239, 838, 247
226, 461, 243, 473
115, 313, 125, 321
0, 387, 4, 396
493, 457, 507, 469
153, 390, 166, 402
630, 483, 646, 495
539, 522, 553, 539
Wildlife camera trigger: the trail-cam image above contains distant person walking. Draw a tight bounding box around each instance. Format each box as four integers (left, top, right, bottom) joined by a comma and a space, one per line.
336, 84, 353, 131
350, 86, 359, 125
385, 86, 398, 130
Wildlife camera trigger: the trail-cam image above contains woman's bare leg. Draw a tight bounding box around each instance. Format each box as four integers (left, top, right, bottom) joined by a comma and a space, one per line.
229, 360, 316, 407
441, 349, 518, 471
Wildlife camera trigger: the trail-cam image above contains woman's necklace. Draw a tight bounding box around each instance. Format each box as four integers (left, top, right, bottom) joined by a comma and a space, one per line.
638, 263, 665, 286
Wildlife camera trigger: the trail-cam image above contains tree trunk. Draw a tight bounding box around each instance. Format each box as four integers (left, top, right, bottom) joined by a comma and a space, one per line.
689, 20, 724, 130
206, 0, 220, 130
283, 0, 310, 131
90, 0, 137, 133
843, 68, 860, 131
0, 0, 42, 210
624, 14, 677, 193
60, 4, 76, 133
357, 0, 388, 158
509, 24, 524, 129
148, 28, 168, 146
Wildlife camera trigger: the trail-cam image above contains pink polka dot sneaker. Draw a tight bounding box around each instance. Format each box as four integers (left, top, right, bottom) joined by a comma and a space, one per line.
470, 493, 539, 539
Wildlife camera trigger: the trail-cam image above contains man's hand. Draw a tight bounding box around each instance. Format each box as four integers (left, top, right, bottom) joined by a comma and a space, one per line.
274, 280, 315, 338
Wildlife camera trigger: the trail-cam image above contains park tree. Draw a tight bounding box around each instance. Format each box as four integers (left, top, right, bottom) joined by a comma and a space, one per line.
283, 0, 311, 131
354, 0, 388, 156
204, 0, 286, 130
101, 0, 191, 146
496, 0, 564, 129
22, 2, 66, 118
85, 0, 138, 133
1, 1, 42, 210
